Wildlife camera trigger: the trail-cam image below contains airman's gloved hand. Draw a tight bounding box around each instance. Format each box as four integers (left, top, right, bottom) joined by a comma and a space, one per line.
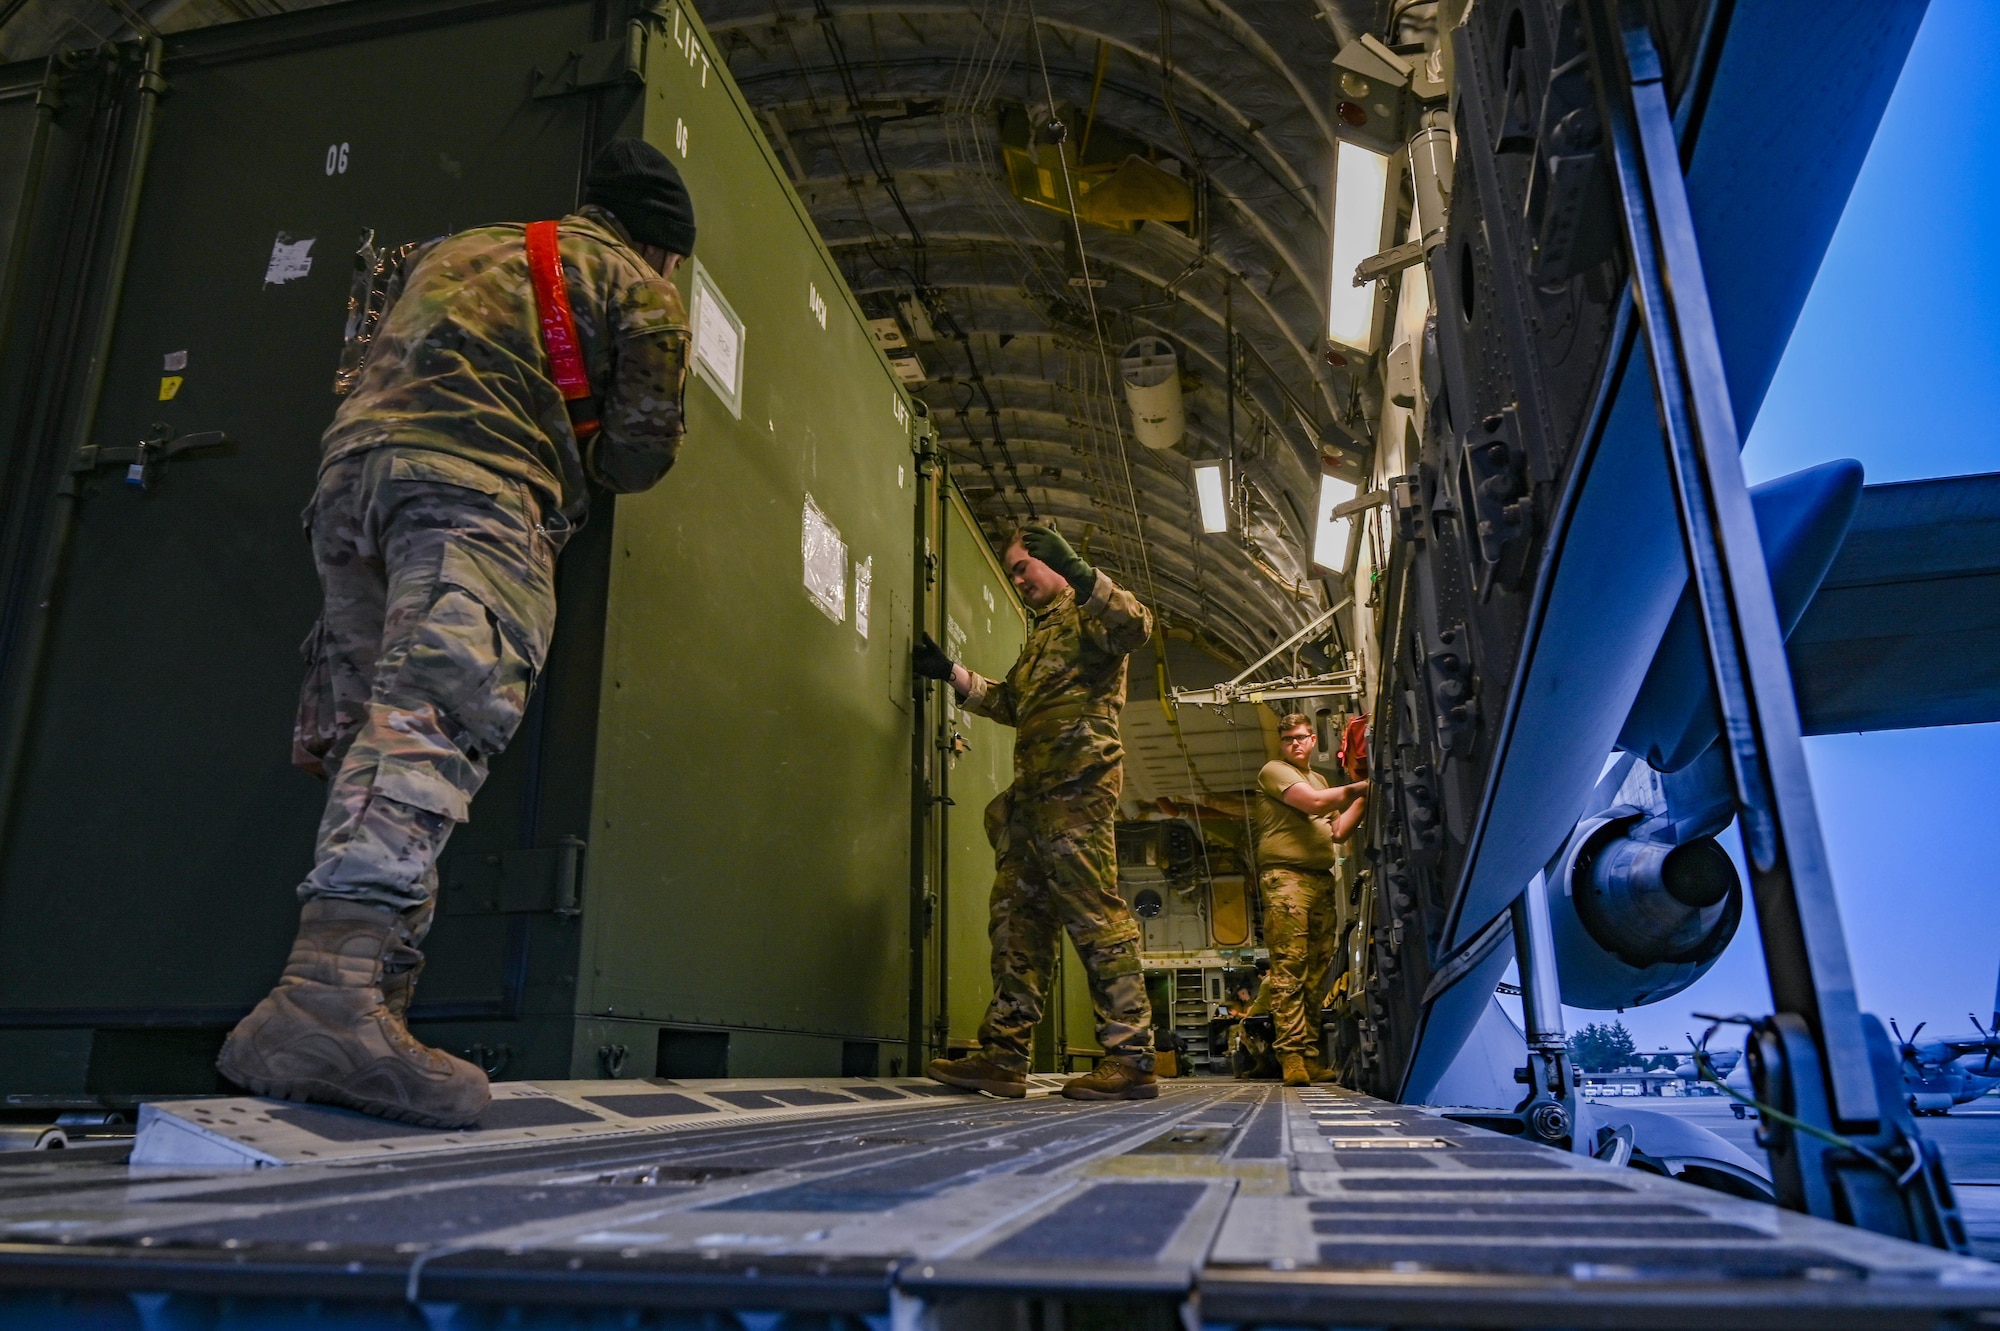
1023, 524, 1095, 596
913, 632, 957, 681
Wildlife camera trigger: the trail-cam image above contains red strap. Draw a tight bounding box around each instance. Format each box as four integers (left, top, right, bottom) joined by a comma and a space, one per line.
524, 220, 599, 439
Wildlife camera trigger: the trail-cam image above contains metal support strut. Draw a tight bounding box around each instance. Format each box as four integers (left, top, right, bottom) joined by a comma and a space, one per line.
1582, 0, 1965, 1249
1509, 872, 1576, 1149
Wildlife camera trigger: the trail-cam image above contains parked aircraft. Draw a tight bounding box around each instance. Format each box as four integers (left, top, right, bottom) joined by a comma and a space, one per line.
1891, 1019, 2000, 1115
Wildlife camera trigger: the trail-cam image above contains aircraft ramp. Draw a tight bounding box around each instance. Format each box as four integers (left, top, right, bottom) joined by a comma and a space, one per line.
0, 1079, 1995, 1328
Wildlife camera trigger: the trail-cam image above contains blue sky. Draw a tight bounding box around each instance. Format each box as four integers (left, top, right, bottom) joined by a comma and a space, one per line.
1542, 0, 2000, 1056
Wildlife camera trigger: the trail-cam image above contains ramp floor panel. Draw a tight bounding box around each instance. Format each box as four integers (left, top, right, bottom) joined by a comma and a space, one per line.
0, 1081, 1993, 1328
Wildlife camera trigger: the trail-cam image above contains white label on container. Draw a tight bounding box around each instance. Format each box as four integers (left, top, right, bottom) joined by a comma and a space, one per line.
802, 494, 846, 623
696, 292, 738, 384
264, 234, 315, 286
690, 259, 744, 418
946, 614, 966, 659
853, 556, 872, 639
163, 350, 187, 371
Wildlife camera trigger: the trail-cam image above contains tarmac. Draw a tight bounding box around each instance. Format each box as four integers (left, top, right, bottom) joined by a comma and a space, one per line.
1592, 1093, 2000, 1260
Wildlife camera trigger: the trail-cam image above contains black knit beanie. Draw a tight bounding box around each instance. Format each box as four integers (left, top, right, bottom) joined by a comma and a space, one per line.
584, 138, 696, 256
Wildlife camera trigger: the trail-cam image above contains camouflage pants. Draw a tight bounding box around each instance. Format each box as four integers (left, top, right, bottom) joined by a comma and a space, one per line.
977, 792, 1154, 1072
292, 447, 558, 911
1262, 867, 1337, 1056
1229, 980, 1279, 1079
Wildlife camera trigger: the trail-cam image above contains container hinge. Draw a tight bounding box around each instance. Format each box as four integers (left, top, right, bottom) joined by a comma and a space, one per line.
443, 835, 587, 915
531, 22, 646, 99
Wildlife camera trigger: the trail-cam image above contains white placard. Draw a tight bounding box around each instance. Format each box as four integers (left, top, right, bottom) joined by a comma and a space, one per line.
853, 556, 872, 639
264, 233, 315, 286
802, 494, 846, 623
689, 257, 744, 418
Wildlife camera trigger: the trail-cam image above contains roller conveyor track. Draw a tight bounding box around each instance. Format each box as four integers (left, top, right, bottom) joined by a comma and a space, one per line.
0, 1079, 1995, 1329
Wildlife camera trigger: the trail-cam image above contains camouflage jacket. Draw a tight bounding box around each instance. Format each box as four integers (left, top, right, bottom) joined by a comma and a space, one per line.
964, 570, 1153, 806
321, 205, 689, 520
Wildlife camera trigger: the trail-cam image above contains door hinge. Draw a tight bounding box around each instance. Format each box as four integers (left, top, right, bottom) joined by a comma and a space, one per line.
443, 835, 586, 916
532, 21, 646, 99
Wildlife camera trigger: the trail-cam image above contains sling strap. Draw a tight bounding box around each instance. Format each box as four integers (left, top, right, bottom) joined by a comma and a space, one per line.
523, 220, 599, 440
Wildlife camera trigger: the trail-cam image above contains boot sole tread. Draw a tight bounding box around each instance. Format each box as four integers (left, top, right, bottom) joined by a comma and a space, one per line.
1061, 1085, 1160, 1100
221, 1064, 483, 1130
926, 1071, 1027, 1098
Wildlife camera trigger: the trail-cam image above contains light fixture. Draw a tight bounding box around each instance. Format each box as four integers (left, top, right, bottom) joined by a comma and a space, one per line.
1312, 471, 1359, 575
1192, 458, 1229, 534
1326, 139, 1392, 354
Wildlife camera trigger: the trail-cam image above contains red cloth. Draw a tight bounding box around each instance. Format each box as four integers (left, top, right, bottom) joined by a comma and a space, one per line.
1337, 715, 1369, 778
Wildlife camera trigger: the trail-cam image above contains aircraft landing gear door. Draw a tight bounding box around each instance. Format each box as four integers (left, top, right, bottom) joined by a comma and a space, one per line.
0, 5, 602, 1091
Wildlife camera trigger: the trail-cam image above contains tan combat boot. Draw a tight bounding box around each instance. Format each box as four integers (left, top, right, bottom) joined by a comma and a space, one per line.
1061, 1055, 1158, 1101
216, 899, 490, 1128
1280, 1052, 1312, 1087
927, 1052, 1028, 1098
1304, 1053, 1338, 1084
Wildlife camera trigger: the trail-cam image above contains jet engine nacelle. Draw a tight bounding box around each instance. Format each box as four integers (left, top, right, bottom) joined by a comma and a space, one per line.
1547, 812, 1743, 1010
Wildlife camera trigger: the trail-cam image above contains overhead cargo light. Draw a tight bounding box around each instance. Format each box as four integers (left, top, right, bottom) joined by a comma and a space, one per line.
1192, 459, 1229, 534
1312, 471, 1360, 576
1326, 140, 1392, 355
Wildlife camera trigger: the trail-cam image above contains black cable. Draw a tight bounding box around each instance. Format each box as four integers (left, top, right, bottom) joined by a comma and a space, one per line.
814, 0, 927, 285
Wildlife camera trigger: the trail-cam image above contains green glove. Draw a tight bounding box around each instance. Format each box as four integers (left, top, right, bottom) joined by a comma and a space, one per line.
1023, 524, 1094, 595
913, 632, 956, 681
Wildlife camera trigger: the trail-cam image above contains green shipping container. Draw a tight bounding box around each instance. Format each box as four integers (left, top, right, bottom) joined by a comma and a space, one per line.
0, 0, 1029, 1092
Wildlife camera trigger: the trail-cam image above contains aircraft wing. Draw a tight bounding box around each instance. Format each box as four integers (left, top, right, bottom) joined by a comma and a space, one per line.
1790, 472, 2000, 734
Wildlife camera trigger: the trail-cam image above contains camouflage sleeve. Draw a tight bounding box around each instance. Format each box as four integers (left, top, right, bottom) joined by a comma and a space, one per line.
1077, 570, 1153, 657
585, 273, 690, 494
961, 669, 1020, 727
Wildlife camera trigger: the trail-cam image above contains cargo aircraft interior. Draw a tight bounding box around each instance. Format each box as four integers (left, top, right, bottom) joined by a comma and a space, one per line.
0, 0, 1997, 1326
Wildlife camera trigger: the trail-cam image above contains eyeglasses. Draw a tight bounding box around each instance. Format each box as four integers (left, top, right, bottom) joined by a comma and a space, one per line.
1280, 732, 1315, 744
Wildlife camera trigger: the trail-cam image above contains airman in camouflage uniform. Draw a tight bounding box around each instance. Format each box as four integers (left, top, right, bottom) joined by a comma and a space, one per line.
218, 139, 695, 1128
1253, 713, 1368, 1086
914, 526, 1159, 1101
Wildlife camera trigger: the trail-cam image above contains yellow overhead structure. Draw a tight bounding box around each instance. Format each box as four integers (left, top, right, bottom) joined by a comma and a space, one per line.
998, 107, 1193, 232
